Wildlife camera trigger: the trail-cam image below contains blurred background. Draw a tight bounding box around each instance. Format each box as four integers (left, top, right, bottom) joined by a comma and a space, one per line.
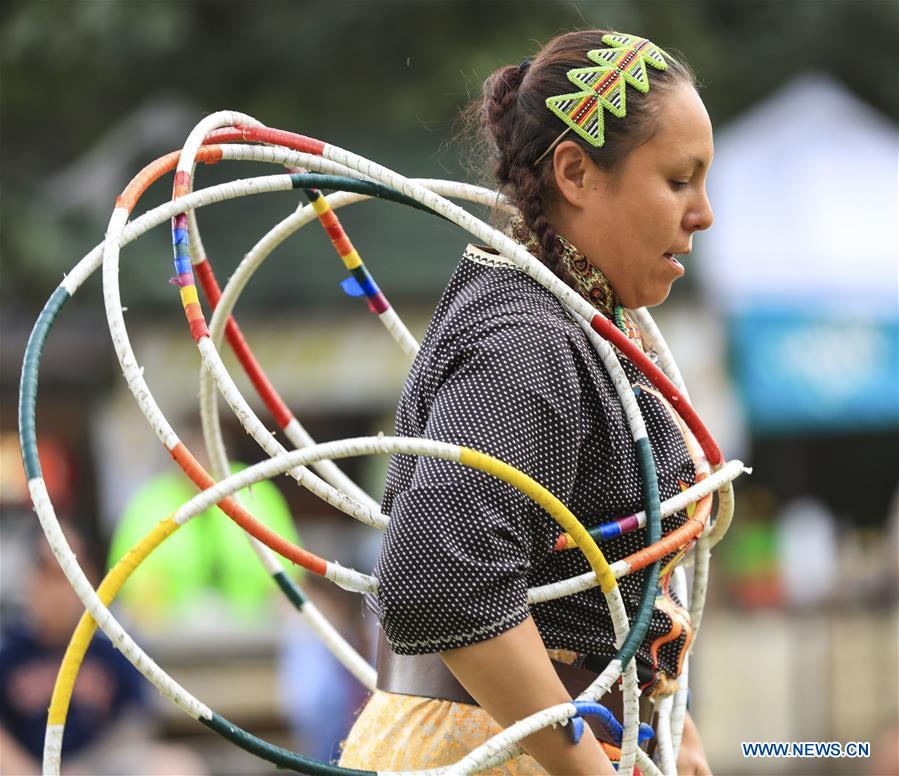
1, 1, 897, 774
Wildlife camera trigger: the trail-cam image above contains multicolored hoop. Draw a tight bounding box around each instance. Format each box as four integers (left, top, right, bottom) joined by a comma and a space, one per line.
17, 111, 745, 776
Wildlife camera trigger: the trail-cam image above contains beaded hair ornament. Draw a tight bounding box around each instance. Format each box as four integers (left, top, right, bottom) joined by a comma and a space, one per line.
535, 33, 672, 164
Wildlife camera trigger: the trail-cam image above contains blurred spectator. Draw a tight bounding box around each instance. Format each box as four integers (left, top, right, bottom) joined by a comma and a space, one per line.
776, 497, 838, 609
718, 486, 784, 609
108, 466, 301, 631
277, 576, 369, 763
0, 525, 206, 775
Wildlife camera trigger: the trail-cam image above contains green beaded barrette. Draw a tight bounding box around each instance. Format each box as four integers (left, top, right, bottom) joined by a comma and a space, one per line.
535, 33, 672, 164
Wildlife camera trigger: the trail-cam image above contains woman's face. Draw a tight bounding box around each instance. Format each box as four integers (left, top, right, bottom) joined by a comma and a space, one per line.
552, 80, 715, 309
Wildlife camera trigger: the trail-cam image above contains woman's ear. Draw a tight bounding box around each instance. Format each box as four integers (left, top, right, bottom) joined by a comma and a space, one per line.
551, 141, 598, 208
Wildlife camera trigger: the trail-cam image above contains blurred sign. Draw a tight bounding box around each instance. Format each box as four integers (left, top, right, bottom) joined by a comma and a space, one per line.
730, 308, 899, 433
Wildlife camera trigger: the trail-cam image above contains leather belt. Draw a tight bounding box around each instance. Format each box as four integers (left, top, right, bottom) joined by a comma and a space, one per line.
376, 631, 656, 745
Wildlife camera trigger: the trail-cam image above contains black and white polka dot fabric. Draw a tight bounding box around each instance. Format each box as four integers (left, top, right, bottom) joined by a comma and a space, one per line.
369, 245, 695, 681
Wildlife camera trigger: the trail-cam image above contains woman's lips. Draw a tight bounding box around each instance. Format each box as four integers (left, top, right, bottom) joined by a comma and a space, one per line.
664, 252, 685, 277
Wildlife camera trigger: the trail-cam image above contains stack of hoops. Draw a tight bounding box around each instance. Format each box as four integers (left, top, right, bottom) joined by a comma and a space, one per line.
18, 111, 746, 776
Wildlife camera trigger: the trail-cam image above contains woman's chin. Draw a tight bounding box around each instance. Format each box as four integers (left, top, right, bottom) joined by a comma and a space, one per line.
626, 284, 674, 310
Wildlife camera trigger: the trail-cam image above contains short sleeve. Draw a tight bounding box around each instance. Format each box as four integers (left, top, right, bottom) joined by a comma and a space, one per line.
374, 315, 587, 654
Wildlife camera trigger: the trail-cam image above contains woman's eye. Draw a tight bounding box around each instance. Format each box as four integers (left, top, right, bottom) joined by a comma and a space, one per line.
669, 180, 689, 191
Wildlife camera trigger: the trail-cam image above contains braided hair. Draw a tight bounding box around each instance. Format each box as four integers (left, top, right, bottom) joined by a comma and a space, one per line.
467, 30, 696, 284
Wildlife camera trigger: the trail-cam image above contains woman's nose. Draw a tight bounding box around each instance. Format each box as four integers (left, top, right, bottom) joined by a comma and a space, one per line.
686, 190, 714, 232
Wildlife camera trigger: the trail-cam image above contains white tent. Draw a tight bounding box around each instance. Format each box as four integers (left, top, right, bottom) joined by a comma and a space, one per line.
699, 74, 898, 315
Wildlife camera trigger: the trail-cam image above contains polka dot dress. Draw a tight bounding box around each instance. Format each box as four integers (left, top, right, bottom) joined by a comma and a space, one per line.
369, 245, 695, 684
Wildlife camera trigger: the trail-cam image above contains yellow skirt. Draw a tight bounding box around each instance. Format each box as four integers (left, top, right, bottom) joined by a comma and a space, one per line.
338, 690, 547, 774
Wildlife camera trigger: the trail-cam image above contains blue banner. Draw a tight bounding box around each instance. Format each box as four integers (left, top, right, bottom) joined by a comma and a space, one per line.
730, 308, 899, 433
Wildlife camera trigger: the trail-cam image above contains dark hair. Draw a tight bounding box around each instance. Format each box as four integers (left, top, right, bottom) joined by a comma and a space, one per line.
465, 29, 696, 282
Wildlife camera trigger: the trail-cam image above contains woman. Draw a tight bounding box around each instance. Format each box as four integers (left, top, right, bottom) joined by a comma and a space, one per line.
340, 29, 714, 775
